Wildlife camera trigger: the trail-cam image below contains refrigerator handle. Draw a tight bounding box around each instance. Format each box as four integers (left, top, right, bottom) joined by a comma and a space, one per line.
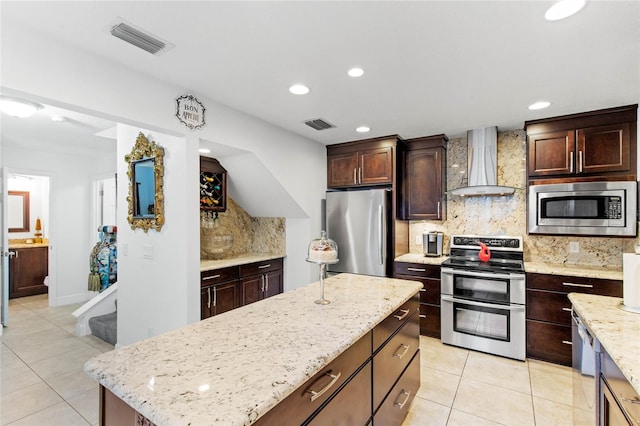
378, 205, 384, 265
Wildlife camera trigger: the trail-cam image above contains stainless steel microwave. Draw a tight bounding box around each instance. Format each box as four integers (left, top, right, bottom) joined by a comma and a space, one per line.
528, 181, 637, 236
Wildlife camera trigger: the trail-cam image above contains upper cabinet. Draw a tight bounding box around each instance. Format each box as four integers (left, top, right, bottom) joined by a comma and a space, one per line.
525, 105, 637, 181
327, 136, 400, 188
399, 135, 448, 221
200, 156, 227, 212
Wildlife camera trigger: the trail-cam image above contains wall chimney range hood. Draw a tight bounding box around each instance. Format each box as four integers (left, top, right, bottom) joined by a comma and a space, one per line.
448, 126, 517, 197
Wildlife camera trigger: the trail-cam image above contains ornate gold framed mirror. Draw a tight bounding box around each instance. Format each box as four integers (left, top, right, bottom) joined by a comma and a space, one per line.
125, 132, 165, 232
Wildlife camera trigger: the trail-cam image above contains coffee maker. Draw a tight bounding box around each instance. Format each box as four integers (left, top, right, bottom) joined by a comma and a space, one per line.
423, 231, 443, 257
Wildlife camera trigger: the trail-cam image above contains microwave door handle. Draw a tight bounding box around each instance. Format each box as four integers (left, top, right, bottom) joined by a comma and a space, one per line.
441, 295, 525, 311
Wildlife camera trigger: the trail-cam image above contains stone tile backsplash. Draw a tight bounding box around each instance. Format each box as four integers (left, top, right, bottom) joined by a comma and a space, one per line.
201, 197, 285, 259
409, 130, 637, 268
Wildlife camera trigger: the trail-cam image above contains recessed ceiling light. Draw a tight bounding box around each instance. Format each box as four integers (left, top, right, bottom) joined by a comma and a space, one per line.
0, 96, 43, 118
50, 114, 66, 122
289, 84, 310, 95
528, 101, 551, 110
348, 67, 364, 78
356, 126, 370, 133
545, 0, 586, 21
199, 148, 211, 154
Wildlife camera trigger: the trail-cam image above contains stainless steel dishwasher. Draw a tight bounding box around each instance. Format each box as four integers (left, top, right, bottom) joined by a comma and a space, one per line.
572, 308, 600, 425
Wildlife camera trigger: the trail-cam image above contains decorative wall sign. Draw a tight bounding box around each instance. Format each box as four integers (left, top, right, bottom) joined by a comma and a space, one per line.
175, 94, 206, 130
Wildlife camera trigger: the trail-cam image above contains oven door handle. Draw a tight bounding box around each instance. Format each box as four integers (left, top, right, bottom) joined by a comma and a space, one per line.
441, 295, 525, 311
441, 267, 524, 281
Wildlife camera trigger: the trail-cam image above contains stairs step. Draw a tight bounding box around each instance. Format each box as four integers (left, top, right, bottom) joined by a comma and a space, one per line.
88, 311, 117, 345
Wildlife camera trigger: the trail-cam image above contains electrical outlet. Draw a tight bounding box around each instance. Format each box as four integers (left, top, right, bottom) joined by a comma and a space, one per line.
569, 241, 579, 253
415, 235, 422, 245
143, 244, 153, 259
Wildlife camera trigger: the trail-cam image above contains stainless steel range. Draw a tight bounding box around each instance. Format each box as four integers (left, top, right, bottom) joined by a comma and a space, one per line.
440, 235, 526, 361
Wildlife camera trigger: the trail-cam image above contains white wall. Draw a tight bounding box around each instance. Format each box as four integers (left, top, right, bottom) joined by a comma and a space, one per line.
1, 142, 117, 306
116, 125, 199, 345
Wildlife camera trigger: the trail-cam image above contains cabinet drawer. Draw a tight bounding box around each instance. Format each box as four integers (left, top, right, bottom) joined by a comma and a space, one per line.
419, 304, 440, 338
396, 274, 439, 305
394, 262, 440, 279
526, 273, 622, 296
526, 319, 572, 366
373, 295, 419, 351
201, 266, 238, 286
373, 312, 419, 410
239, 258, 283, 277
374, 349, 420, 425
526, 289, 572, 325
254, 332, 371, 426
307, 361, 372, 426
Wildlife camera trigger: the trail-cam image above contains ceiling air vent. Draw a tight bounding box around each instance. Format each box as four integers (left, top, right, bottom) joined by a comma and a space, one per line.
110, 21, 173, 55
304, 118, 336, 131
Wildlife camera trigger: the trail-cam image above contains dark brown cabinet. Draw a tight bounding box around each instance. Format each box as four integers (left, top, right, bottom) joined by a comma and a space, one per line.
9, 246, 48, 299
525, 272, 621, 366
327, 136, 400, 189
394, 261, 441, 338
399, 135, 447, 220
240, 258, 283, 306
200, 266, 239, 320
525, 104, 637, 181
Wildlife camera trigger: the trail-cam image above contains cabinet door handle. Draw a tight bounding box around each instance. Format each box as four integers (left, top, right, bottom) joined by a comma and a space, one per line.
578, 150, 583, 173
7, 250, 17, 258
569, 151, 574, 173
213, 287, 217, 307
407, 267, 426, 272
419, 314, 427, 318
394, 390, 411, 409
305, 371, 341, 402
203, 274, 221, 281
562, 307, 572, 312
258, 264, 271, 269
353, 168, 357, 185
437, 201, 441, 219
207, 288, 211, 309
419, 288, 426, 292
562, 340, 572, 345
562, 282, 593, 288
265, 274, 269, 293
393, 344, 410, 360
358, 167, 362, 184
393, 308, 410, 321
260, 275, 265, 293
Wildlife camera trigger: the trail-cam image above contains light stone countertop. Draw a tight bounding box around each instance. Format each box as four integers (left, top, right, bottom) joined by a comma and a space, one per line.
84, 273, 422, 426
394, 253, 448, 265
568, 293, 640, 394
525, 262, 623, 281
8, 242, 49, 249
200, 253, 285, 271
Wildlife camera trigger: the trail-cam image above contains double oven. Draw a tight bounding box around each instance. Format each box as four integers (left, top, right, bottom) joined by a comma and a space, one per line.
440, 236, 526, 361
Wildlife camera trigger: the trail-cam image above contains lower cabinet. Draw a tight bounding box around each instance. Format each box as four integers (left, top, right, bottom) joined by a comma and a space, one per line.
374, 350, 420, 425
9, 246, 49, 299
394, 261, 441, 338
526, 272, 621, 366
200, 258, 284, 320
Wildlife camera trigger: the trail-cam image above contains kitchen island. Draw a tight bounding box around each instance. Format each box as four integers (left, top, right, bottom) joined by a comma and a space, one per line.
85, 273, 422, 425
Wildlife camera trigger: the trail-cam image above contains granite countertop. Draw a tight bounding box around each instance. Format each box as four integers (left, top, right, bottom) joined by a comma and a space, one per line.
200, 253, 285, 271
394, 253, 448, 265
84, 273, 422, 426
568, 293, 640, 394
525, 262, 623, 281
8, 242, 49, 249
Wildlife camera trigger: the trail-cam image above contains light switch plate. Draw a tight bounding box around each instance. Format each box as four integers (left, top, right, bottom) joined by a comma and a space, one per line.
415, 235, 422, 245
143, 244, 153, 259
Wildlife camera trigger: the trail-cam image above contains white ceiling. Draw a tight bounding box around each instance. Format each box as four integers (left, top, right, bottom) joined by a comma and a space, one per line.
1, 1, 638, 149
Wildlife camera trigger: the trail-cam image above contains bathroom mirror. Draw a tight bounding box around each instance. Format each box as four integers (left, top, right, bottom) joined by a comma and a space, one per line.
125, 132, 165, 232
8, 191, 30, 232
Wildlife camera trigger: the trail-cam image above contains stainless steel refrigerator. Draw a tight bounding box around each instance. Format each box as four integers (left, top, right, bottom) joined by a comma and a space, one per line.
325, 189, 390, 277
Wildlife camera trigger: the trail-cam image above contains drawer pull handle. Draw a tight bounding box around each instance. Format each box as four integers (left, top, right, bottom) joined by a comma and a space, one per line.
419, 314, 426, 319
394, 390, 411, 409
393, 309, 410, 321
407, 267, 426, 272
258, 264, 271, 269
203, 274, 221, 281
306, 371, 341, 402
394, 344, 410, 360
562, 308, 572, 312
562, 340, 572, 345
621, 396, 640, 404
419, 289, 426, 292
562, 282, 593, 288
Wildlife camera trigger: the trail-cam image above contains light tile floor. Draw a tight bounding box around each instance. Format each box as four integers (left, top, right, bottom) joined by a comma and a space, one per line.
2, 295, 593, 426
